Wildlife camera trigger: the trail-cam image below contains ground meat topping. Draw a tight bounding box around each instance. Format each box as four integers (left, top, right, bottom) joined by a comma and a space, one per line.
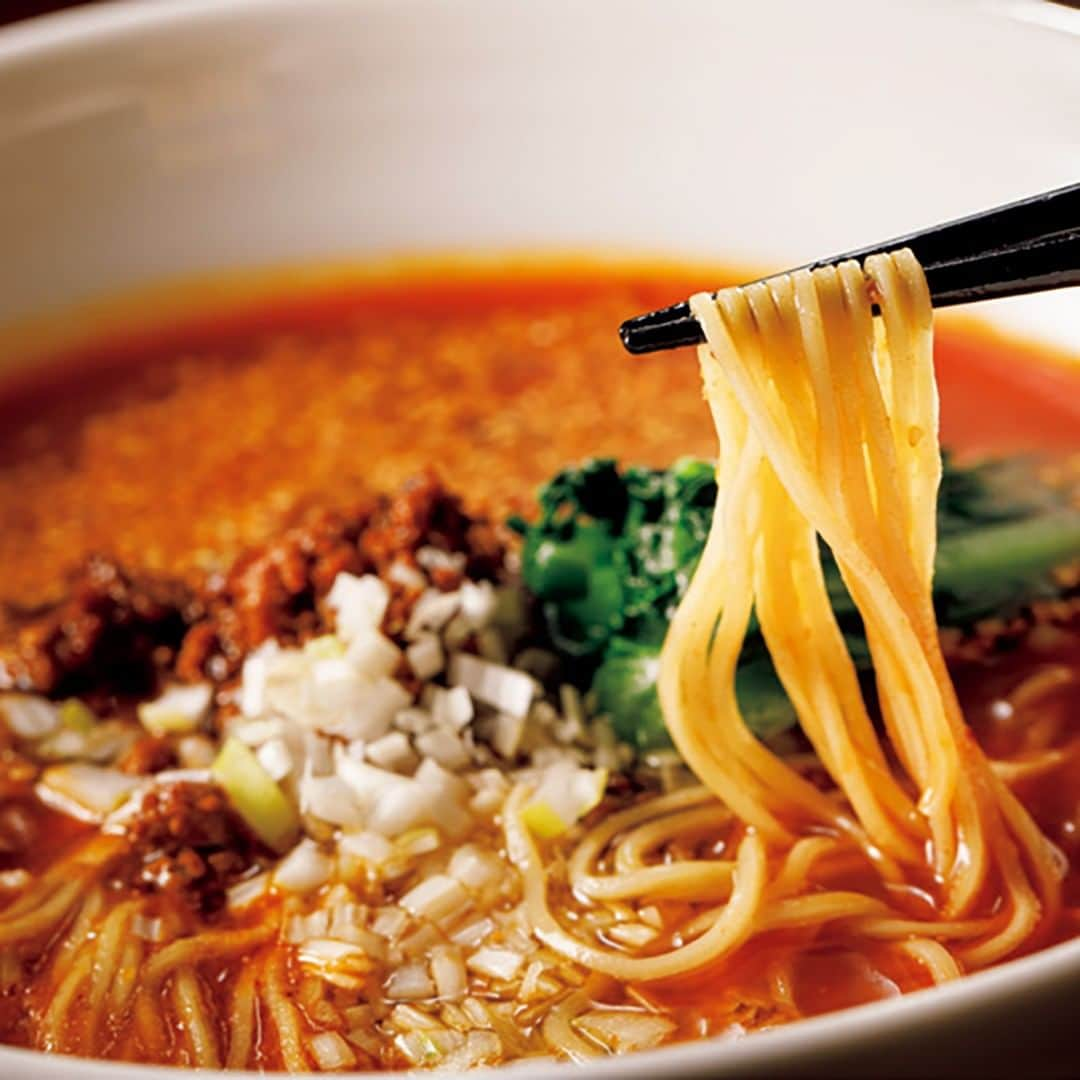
176, 471, 511, 681
0, 556, 194, 706
0, 474, 512, 712
122, 781, 267, 913
174, 500, 374, 683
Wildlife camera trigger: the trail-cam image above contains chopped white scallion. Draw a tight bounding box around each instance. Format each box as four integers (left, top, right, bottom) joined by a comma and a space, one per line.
573, 1010, 677, 1053
559, 683, 586, 725
35, 764, 143, 823
345, 631, 402, 680
259, 648, 312, 720
327, 901, 367, 940
331, 745, 392, 798
406, 634, 444, 680
500, 928, 536, 955
397, 761, 473, 839
370, 782, 438, 838
450, 916, 494, 948
394, 1030, 448, 1066
490, 713, 526, 760
470, 784, 509, 816
390, 1002, 444, 1032
416, 546, 466, 574
468, 768, 510, 799
448, 654, 534, 719
238, 643, 277, 718
300, 773, 367, 828
371, 905, 409, 940
256, 738, 294, 781
530, 745, 584, 769
176, 734, 217, 769
434, 685, 473, 730
520, 762, 608, 839
398, 921, 442, 959
286, 909, 330, 943
273, 839, 334, 894
387, 559, 427, 591
414, 728, 470, 771
518, 959, 548, 1001
137, 683, 212, 737
319, 677, 412, 743
327, 573, 390, 640
430, 945, 468, 1000
395, 827, 441, 858
308, 1031, 357, 1071
414, 757, 471, 802
305, 732, 335, 776
444, 1030, 502, 1070
461, 997, 493, 1028
148, 768, 213, 786
340, 830, 394, 866
227, 872, 270, 911
365, 731, 417, 773
34, 727, 91, 762
311, 657, 362, 695
298, 938, 373, 989
228, 716, 288, 747
342, 1003, 375, 1028
466, 947, 524, 982
459, 580, 497, 628
385, 963, 435, 1001
399, 874, 467, 925
405, 590, 460, 640
448, 845, 503, 893
393, 707, 434, 735
4, 695, 61, 740
303, 635, 346, 661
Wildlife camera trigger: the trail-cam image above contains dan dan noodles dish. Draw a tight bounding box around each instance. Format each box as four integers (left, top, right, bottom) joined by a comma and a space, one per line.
0, 254, 1079, 1070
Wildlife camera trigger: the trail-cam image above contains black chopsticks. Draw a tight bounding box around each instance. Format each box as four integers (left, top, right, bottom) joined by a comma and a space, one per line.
619, 181, 1080, 355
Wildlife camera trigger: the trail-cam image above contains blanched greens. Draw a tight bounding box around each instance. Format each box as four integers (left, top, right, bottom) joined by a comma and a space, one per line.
510, 456, 1080, 751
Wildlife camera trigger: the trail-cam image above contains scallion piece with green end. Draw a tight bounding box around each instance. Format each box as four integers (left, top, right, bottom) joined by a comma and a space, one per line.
211, 737, 300, 853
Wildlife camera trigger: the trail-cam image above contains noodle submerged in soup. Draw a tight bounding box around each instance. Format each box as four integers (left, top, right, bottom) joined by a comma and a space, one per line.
0, 263, 1078, 1070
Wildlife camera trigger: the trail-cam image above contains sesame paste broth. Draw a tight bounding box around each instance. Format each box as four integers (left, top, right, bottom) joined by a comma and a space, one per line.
0, 263, 1078, 1069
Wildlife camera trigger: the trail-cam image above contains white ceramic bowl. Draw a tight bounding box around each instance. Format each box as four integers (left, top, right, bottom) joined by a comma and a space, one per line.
1, 1, 1079, 1076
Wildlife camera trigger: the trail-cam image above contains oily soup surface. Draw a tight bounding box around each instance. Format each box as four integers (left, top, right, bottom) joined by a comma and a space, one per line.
3, 265, 1079, 614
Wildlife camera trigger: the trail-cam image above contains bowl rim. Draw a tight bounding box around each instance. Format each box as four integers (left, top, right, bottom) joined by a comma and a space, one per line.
1, 0, 1079, 1076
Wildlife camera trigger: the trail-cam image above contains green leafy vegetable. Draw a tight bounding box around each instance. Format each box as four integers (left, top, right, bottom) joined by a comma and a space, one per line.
512, 455, 1080, 751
